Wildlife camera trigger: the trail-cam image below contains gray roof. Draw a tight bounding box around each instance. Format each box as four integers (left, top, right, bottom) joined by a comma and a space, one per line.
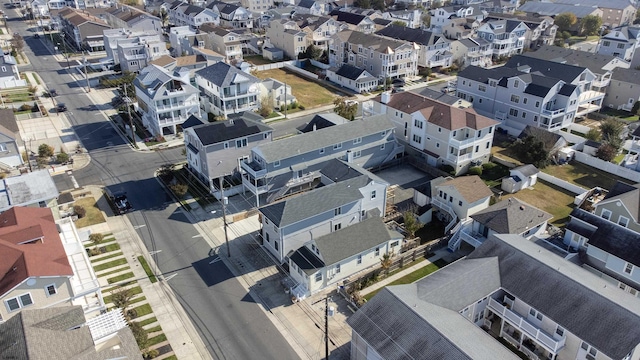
254, 115, 393, 163
195, 62, 260, 88
470, 198, 552, 234
552, 0, 634, 11
512, 164, 539, 177
297, 113, 348, 133
314, 217, 401, 266
190, 118, 272, 146
518, 2, 601, 18
259, 175, 369, 227
0, 109, 18, 135
505, 55, 587, 84
612, 67, 640, 85
0, 306, 141, 360
0, 170, 59, 211
467, 235, 640, 359
525, 45, 621, 74
599, 180, 640, 221
375, 25, 442, 46
414, 87, 462, 105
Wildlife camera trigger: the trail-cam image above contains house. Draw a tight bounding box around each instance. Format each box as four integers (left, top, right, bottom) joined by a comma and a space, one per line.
476, 19, 530, 59
429, 4, 486, 35
456, 55, 603, 135
369, 91, 498, 174
393, 0, 429, 8
450, 37, 492, 68
258, 78, 297, 109
295, 0, 325, 16
518, 2, 603, 32
241, 115, 404, 206
552, 0, 635, 29
241, 0, 273, 13
166, 1, 218, 29
329, 30, 419, 81
0, 109, 22, 169
265, 19, 308, 59
349, 233, 640, 360
501, 163, 539, 194
289, 217, 402, 297
591, 181, 640, 233
484, 12, 557, 49
134, 64, 200, 136
383, 9, 423, 29
326, 64, 378, 93
0, 207, 75, 322
605, 68, 640, 111
0, 306, 141, 359
448, 197, 552, 251
332, 10, 377, 34
441, 17, 481, 41
564, 207, 640, 297
597, 26, 640, 68
0, 55, 25, 89
297, 113, 349, 133
57, 7, 112, 50
375, 25, 452, 69
0, 170, 59, 212
104, 4, 162, 35
430, 175, 493, 232
518, 125, 568, 157
195, 62, 261, 118
199, 24, 249, 62
184, 116, 273, 198
259, 161, 389, 263
103, 29, 169, 73
168, 25, 196, 56
207, 1, 253, 29
478, 0, 517, 14
295, 14, 344, 52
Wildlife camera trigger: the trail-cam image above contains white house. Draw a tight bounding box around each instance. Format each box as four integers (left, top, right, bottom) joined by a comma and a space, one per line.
431, 175, 493, 234
375, 25, 452, 69
0, 55, 26, 89
326, 64, 379, 94
195, 62, 261, 118
597, 26, 640, 68
476, 19, 529, 59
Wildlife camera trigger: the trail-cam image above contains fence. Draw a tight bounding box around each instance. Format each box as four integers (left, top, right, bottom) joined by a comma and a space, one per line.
309, 59, 330, 70
283, 63, 319, 80
253, 60, 299, 72
490, 155, 520, 169
537, 172, 588, 195
574, 151, 640, 183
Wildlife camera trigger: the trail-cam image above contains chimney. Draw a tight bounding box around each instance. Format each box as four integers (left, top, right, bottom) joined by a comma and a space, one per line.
313, 123, 316, 131
346, 150, 354, 163
381, 91, 391, 104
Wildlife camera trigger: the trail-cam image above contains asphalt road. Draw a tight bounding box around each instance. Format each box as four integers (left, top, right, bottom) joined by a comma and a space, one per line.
7, 10, 299, 360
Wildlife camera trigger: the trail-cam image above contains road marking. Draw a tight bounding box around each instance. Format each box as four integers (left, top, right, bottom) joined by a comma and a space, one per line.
192, 234, 203, 238
209, 257, 222, 265
133, 224, 146, 230
162, 273, 178, 281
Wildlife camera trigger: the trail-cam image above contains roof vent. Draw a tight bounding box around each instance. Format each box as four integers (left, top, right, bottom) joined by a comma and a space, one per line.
520, 205, 525, 210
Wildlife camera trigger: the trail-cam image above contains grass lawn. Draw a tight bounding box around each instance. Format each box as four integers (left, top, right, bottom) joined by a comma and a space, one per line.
103, 286, 143, 305
148, 334, 167, 347
613, 153, 625, 164
33, 74, 41, 85
146, 325, 162, 333
73, 197, 106, 228
542, 161, 627, 191
137, 256, 157, 283
103, 242, 121, 252
491, 145, 523, 166
243, 55, 277, 66
138, 317, 158, 327
97, 266, 131, 278
503, 180, 575, 226
256, 68, 335, 108
90, 251, 123, 263
364, 262, 441, 301
599, 108, 639, 122
163, 356, 178, 360
107, 272, 135, 284
94, 258, 128, 272
131, 303, 153, 318
480, 163, 511, 187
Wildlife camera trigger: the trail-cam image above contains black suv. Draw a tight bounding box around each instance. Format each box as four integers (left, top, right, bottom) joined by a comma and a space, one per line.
56, 103, 67, 112
111, 192, 132, 214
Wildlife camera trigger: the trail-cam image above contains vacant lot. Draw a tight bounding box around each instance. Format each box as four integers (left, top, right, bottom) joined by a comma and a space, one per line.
502, 180, 575, 226
257, 68, 336, 108
243, 55, 277, 66
542, 162, 628, 191
74, 197, 106, 228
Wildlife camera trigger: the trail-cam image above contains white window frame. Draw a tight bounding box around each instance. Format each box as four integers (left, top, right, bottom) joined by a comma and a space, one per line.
625, 262, 634, 275
274, 160, 280, 167
601, 209, 612, 220
356, 254, 362, 264
353, 137, 362, 144
45, 283, 57, 297
371, 190, 376, 199
333, 143, 342, 150
5, 293, 34, 312
319, 148, 325, 154
619, 215, 630, 227
315, 272, 322, 282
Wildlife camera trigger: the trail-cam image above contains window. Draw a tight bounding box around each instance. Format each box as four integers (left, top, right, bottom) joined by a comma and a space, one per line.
458, 201, 462, 206
315, 272, 322, 282
353, 150, 362, 158
413, 134, 422, 144
535, 101, 540, 108
523, 97, 528, 104
45, 284, 57, 296
513, 80, 519, 88
619, 216, 629, 227
509, 108, 518, 117
375, 247, 380, 256
581, 342, 598, 360
335, 207, 342, 216
353, 137, 362, 144
265, 233, 270, 243
391, 240, 399, 247
274, 240, 279, 250
5, 293, 33, 312
357, 254, 362, 264
478, 84, 486, 92
274, 160, 280, 167
625, 262, 634, 275
333, 143, 342, 150
414, 119, 423, 129
510, 94, 519, 103
236, 138, 248, 148
603, 40, 611, 47
319, 148, 325, 154
336, 263, 341, 273
371, 190, 376, 199
380, 144, 385, 150
618, 43, 625, 49
334, 223, 341, 231
601, 209, 612, 220
529, 308, 543, 321
555, 326, 564, 337
223, 142, 229, 149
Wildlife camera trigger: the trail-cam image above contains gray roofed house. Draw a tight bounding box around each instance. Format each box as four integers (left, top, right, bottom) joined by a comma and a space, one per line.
195, 61, 260, 87
470, 197, 552, 234
326, 64, 379, 93
0, 109, 22, 168
504, 55, 587, 84
0, 170, 59, 212
591, 180, 640, 233
518, 2, 603, 19
195, 62, 261, 117
297, 113, 349, 133
526, 45, 630, 74
350, 233, 640, 360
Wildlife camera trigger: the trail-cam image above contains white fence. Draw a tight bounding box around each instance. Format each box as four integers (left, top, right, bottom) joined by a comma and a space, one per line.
574, 151, 640, 183
309, 59, 330, 70
283, 63, 319, 79
537, 172, 588, 195
568, 122, 591, 135
254, 60, 299, 71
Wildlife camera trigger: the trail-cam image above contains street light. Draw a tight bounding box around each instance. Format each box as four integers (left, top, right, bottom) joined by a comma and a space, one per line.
82, 53, 90, 92
60, 33, 69, 68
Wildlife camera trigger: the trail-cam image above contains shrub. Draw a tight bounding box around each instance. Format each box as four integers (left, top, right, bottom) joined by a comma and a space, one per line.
38, 143, 54, 158
74, 205, 86, 218
440, 164, 455, 175
89, 233, 104, 245
482, 162, 496, 170
299, 105, 305, 110
18, 104, 32, 112
468, 166, 483, 175
129, 321, 149, 349
143, 349, 159, 359
169, 183, 188, 198
56, 151, 69, 164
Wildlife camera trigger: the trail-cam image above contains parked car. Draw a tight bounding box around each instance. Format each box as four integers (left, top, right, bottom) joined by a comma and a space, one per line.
49, 89, 57, 97
56, 103, 67, 112
109, 192, 132, 214
33, 33, 39, 39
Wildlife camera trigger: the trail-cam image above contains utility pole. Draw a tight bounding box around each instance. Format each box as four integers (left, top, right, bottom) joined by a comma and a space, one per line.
123, 84, 135, 147
83, 53, 90, 92
325, 296, 329, 360
219, 176, 230, 257
284, 82, 287, 119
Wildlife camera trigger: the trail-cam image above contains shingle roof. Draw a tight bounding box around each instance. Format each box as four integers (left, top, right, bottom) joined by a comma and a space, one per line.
259, 175, 369, 227
375, 25, 441, 46
457, 65, 521, 84
525, 45, 622, 74
553, 0, 633, 11
195, 62, 260, 87
334, 30, 411, 53
470, 198, 552, 234
289, 245, 323, 275
150, 54, 176, 68
437, 175, 493, 203
334, 11, 367, 25
612, 68, 640, 85
297, 113, 348, 133
334, 63, 365, 80
512, 164, 538, 177
254, 115, 393, 163
599, 180, 640, 221
190, 118, 272, 146
518, 2, 601, 18
0, 108, 19, 135
505, 55, 587, 84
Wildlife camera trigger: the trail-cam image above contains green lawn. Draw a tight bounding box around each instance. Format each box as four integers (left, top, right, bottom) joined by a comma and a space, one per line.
480, 162, 511, 187
503, 180, 575, 226
599, 108, 639, 122
94, 258, 128, 272
146, 325, 162, 333
364, 263, 441, 301
103, 286, 143, 304
131, 303, 153, 318
542, 161, 628, 191
137, 256, 157, 283
107, 272, 135, 284
243, 55, 277, 66
97, 266, 131, 278
138, 317, 158, 327
257, 68, 336, 108
148, 334, 167, 346
73, 197, 106, 228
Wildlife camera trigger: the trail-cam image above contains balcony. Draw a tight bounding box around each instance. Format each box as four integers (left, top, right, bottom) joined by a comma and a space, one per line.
123, 53, 147, 60
155, 100, 197, 111
578, 90, 605, 105
241, 160, 267, 178
487, 298, 566, 353
541, 108, 565, 117
459, 229, 485, 248
449, 136, 478, 148
241, 174, 269, 195
591, 78, 610, 88
447, 152, 473, 163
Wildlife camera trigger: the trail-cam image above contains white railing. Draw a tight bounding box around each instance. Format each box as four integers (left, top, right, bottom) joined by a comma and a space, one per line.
240, 161, 267, 178
241, 177, 268, 194
520, 345, 541, 360
448, 230, 462, 251
449, 136, 477, 148
541, 108, 565, 117
487, 298, 565, 353
578, 90, 605, 103
460, 230, 484, 248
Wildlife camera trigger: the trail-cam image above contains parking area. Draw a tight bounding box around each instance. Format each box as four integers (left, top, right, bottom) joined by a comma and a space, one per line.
374, 163, 434, 189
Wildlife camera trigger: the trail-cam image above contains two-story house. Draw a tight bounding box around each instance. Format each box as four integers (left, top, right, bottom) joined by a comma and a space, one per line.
0, 109, 23, 169
134, 64, 200, 136
57, 7, 112, 50
448, 197, 552, 251
266, 19, 310, 59
0, 54, 26, 89
349, 233, 640, 360
518, 2, 603, 33
168, 25, 196, 56
450, 37, 492, 68
591, 181, 640, 233
195, 62, 261, 118
200, 24, 248, 62
294, 0, 325, 17
332, 10, 377, 34
258, 78, 297, 110
484, 13, 557, 49
375, 25, 452, 69
289, 216, 402, 298
430, 175, 493, 233
606, 68, 640, 111
207, 1, 253, 29
241, 115, 404, 206
329, 30, 418, 81
476, 19, 529, 59
104, 4, 162, 35
370, 91, 498, 174
478, 0, 518, 15
296, 14, 344, 52
383, 9, 423, 29
104, 30, 169, 73
598, 26, 640, 68
326, 63, 379, 93
240, 0, 273, 13
430, 4, 486, 35
184, 116, 273, 198
553, 0, 635, 29
456, 55, 603, 135
259, 161, 388, 263
165, 0, 218, 29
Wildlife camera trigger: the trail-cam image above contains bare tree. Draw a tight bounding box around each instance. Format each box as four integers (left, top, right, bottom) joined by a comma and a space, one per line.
11, 34, 24, 53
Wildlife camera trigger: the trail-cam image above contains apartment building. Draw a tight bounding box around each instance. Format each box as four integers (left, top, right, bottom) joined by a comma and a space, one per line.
484, 13, 557, 50
450, 37, 492, 68
104, 29, 169, 72
329, 30, 418, 81
265, 19, 309, 59
57, 7, 112, 50
476, 19, 529, 58
134, 64, 200, 136
375, 25, 452, 69
200, 24, 248, 62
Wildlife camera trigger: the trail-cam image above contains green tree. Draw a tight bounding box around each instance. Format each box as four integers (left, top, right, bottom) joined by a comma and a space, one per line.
380, 250, 395, 275
554, 12, 577, 32
333, 97, 358, 121
596, 143, 618, 162
600, 117, 625, 150
159, 8, 168, 28
129, 321, 150, 349
632, 101, 640, 115
584, 128, 602, 142
354, 0, 371, 8
403, 211, 424, 238
56, 151, 69, 164
513, 136, 550, 168
391, 20, 407, 27
38, 143, 54, 158
111, 286, 136, 312
304, 44, 322, 60
580, 15, 602, 36
11, 34, 24, 53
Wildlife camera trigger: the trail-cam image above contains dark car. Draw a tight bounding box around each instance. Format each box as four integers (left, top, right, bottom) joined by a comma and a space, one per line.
56, 103, 67, 112
33, 33, 39, 39
49, 89, 57, 97
112, 193, 132, 214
